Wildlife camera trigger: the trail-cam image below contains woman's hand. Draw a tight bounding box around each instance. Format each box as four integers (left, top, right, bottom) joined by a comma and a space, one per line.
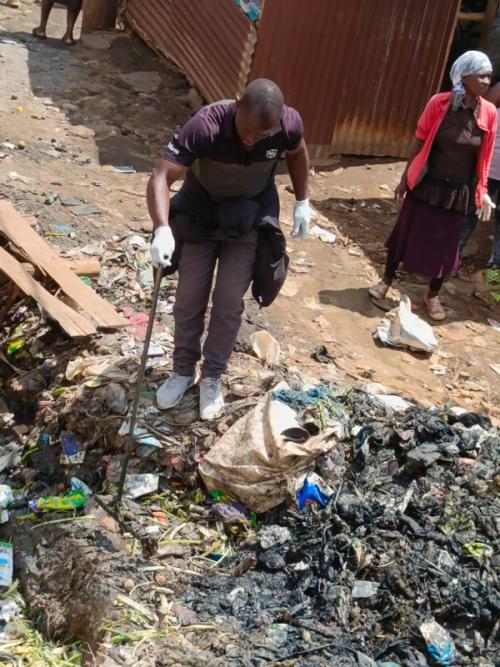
477, 193, 496, 222
394, 177, 408, 208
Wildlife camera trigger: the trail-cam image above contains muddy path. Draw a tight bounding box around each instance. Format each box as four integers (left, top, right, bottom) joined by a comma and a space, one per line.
1, 3, 499, 421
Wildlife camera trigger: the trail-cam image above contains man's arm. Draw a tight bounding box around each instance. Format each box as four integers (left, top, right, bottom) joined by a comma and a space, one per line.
146, 159, 187, 232
285, 138, 309, 200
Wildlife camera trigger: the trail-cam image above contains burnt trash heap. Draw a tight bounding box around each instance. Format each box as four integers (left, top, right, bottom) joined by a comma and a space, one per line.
187, 390, 500, 666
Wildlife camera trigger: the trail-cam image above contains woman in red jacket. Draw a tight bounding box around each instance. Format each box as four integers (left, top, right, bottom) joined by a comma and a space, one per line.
370, 51, 497, 320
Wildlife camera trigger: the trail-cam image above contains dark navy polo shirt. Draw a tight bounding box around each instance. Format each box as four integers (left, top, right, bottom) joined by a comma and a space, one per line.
163, 100, 303, 199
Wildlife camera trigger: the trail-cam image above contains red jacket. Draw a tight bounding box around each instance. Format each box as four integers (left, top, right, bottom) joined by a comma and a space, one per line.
406, 92, 498, 208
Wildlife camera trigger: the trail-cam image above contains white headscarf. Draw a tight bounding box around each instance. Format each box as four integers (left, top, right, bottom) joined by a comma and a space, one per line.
449, 50, 493, 111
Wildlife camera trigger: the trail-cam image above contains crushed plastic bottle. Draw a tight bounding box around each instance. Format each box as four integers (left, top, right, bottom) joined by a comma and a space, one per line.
0, 543, 13, 587
420, 619, 455, 666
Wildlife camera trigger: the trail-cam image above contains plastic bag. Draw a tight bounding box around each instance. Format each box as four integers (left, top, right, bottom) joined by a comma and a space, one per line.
250, 331, 281, 365
375, 296, 438, 353
0, 486, 13, 524
296, 473, 334, 510
65, 355, 136, 382
199, 384, 345, 512
420, 619, 455, 665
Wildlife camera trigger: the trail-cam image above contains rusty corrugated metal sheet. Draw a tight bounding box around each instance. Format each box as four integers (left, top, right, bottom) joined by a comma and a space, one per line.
124, 0, 257, 101
250, 0, 460, 158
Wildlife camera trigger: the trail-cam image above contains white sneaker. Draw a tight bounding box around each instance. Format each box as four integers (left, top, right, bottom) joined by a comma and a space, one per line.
157, 373, 195, 410
199, 378, 225, 421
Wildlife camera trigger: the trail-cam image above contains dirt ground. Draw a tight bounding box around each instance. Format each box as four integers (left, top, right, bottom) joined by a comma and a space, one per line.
0, 4, 499, 666
1, 2, 499, 424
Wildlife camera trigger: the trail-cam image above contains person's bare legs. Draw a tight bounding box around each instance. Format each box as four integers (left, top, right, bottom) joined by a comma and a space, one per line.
33, 0, 55, 38
62, 0, 83, 45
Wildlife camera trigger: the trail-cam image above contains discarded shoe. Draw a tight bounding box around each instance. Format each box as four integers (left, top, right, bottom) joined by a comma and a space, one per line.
157, 373, 195, 409
369, 280, 390, 300
200, 377, 224, 421
424, 295, 446, 321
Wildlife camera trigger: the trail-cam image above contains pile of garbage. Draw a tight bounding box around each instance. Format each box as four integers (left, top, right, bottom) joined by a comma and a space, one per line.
165, 388, 498, 665
0, 233, 498, 665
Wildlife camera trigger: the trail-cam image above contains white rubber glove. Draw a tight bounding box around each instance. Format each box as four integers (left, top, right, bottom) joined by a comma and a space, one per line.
150, 226, 175, 268
477, 193, 496, 222
292, 199, 311, 239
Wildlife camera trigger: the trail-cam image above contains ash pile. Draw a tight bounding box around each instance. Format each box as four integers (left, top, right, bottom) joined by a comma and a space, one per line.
179, 390, 500, 666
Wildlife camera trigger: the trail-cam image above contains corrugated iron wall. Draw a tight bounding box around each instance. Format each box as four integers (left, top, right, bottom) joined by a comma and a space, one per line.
124, 0, 256, 101
250, 0, 460, 158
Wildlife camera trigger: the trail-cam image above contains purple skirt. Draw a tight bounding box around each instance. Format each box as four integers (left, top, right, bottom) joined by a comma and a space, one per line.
385, 192, 465, 278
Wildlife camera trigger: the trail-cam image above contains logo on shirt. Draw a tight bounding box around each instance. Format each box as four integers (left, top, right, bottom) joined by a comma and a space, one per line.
266, 149, 278, 159
167, 141, 179, 155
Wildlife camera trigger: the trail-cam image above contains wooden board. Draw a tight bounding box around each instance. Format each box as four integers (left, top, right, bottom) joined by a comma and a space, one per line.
0, 247, 97, 338
0, 201, 126, 329
65, 259, 101, 277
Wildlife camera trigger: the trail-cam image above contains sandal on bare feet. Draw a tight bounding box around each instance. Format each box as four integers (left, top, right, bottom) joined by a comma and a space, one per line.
32, 28, 47, 40
62, 36, 77, 46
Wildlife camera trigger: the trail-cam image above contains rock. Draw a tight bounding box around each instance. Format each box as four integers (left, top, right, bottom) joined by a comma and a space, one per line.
105, 382, 128, 415
118, 71, 162, 94
122, 578, 135, 592
259, 525, 292, 550
406, 443, 442, 467
157, 543, 191, 559
59, 197, 82, 207
61, 103, 79, 114
153, 572, 168, 586
257, 550, 287, 571
171, 604, 200, 626
81, 33, 113, 51
99, 515, 119, 534
68, 125, 95, 139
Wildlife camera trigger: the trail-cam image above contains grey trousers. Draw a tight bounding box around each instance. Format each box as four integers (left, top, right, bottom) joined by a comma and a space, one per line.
172, 237, 257, 379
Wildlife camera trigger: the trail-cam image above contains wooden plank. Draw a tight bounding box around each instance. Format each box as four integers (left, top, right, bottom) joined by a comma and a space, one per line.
0, 201, 126, 329
480, 0, 499, 49
458, 11, 485, 21
65, 259, 101, 277
0, 247, 97, 338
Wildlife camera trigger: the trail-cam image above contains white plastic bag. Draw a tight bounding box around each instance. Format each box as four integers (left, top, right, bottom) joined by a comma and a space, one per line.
375, 296, 438, 353
309, 225, 337, 244
250, 331, 281, 365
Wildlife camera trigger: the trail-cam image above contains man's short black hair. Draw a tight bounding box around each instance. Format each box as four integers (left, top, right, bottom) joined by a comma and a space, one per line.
239, 78, 284, 126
